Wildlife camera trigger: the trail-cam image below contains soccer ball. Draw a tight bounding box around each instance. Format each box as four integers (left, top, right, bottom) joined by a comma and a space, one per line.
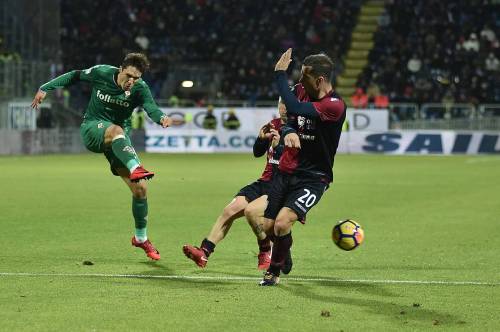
332, 219, 364, 251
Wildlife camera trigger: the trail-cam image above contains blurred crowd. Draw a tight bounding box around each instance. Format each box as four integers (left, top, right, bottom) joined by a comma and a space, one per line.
60, 0, 359, 102
356, 0, 500, 117
0, 35, 21, 64
59, 0, 499, 110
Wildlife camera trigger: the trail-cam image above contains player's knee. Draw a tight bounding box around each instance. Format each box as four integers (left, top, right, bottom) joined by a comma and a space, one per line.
261, 218, 274, 234
222, 204, 242, 220
105, 125, 124, 141
274, 216, 292, 234
131, 182, 147, 198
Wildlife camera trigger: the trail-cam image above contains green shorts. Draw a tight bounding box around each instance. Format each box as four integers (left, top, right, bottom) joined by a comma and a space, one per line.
80, 120, 131, 176
80, 120, 113, 153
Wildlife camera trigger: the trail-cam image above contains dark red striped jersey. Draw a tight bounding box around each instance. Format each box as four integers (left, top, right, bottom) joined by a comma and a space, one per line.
257, 118, 284, 181
279, 84, 346, 182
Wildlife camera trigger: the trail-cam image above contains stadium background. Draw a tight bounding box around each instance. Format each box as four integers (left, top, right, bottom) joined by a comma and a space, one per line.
1, 0, 499, 155
1, 1, 499, 331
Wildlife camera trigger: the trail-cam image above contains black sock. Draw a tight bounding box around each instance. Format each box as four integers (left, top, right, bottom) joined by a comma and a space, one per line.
257, 237, 271, 252
201, 238, 216, 257
268, 232, 293, 275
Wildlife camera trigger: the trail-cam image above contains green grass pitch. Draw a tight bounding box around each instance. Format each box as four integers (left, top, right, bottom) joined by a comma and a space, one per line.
1, 153, 499, 331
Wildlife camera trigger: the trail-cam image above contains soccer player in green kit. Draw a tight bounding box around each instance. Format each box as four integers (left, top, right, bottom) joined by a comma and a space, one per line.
31, 53, 172, 261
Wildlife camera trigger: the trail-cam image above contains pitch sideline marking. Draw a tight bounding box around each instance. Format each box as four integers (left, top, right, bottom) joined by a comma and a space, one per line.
0, 272, 498, 286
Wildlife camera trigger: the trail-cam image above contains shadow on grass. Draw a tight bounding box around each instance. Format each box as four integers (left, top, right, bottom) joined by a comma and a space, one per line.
138, 260, 173, 271
143, 268, 461, 326
196, 269, 394, 297
280, 282, 460, 327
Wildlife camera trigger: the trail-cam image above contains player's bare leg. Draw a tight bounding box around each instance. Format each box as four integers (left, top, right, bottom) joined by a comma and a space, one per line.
206, 196, 247, 243
244, 195, 274, 270
183, 196, 247, 268
120, 173, 160, 260
105, 125, 153, 182
260, 208, 297, 286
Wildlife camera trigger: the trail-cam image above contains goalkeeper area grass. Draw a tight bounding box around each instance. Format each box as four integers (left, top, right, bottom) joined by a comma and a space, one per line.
1, 153, 499, 331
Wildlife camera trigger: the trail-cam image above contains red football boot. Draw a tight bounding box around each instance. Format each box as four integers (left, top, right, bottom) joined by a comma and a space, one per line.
182, 244, 208, 268
131, 237, 161, 260
257, 251, 271, 270
130, 165, 154, 182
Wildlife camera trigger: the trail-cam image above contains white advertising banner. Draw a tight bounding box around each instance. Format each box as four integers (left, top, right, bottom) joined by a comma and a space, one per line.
144, 108, 500, 154
346, 109, 388, 131
146, 128, 258, 153
145, 107, 278, 153
338, 131, 500, 155
145, 107, 390, 153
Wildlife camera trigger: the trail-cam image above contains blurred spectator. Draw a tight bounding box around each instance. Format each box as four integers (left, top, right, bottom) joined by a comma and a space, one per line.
223, 109, 241, 130
480, 24, 497, 43
374, 90, 389, 109
202, 105, 217, 130
132, 109, 145, 129
462, 33, 480, 52
168, 95, 180, 107
366, 83, 380, 106
485, 53, 499, 71
351, 88, 368, 108
134, 30, 149, 51
407, 54, 422, 73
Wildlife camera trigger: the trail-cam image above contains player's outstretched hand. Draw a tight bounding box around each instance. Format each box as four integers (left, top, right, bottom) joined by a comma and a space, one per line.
160, 116, 173, 128
275, 48, 292, 71
31, 90, 47, 109
284, 132, 301, 149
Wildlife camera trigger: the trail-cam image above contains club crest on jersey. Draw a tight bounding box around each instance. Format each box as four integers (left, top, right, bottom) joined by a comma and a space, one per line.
97, 90, 130, 107
298, 116, 306, 128
297, 116, 316, 130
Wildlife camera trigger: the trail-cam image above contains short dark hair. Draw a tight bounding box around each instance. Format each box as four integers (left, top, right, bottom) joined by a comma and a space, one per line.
303, 53, 334, 82
121, 53, 150, 73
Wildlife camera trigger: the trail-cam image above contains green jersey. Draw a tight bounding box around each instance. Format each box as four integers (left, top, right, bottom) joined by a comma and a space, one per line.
40, 64, 165, 127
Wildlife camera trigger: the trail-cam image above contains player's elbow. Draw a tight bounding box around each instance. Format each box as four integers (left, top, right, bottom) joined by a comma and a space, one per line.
253, 149, 265, 158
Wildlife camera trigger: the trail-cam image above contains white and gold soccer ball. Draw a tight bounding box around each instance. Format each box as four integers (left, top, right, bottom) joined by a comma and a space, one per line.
332, 219, 364, 251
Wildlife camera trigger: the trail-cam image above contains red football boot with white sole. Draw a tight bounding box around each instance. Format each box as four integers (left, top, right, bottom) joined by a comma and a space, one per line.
132, 237, 160, 260
130, 166, 154, 182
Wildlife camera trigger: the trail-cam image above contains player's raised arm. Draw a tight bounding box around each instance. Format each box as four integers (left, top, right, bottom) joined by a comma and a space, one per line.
275, 50, 344, 122
275, 71, 317, 118
274, 48, 318, 118
32, 67, 96, 109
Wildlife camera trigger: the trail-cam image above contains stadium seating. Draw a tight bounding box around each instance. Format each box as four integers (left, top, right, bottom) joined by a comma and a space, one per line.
58, 0, 499, 110
60, 0, 360, 101
356, 0, 500, 110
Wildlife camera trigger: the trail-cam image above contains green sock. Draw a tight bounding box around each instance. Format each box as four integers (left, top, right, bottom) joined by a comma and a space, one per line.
133, 197, 148, 242
111, 135, 140, 172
